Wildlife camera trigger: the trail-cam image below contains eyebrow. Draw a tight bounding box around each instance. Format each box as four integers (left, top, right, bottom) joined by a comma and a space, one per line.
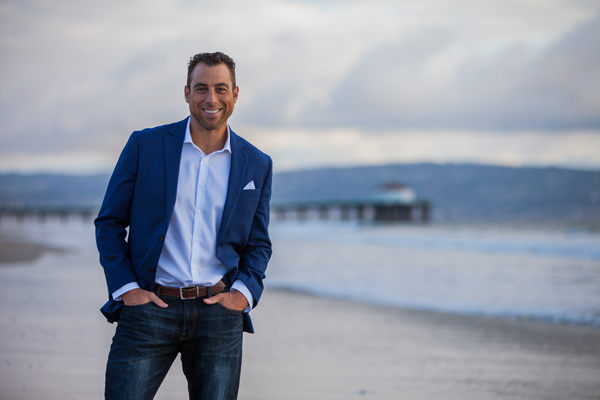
193, 82, 230, 89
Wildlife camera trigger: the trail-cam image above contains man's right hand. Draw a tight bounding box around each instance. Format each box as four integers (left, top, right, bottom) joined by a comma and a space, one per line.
121, 288, 168, 308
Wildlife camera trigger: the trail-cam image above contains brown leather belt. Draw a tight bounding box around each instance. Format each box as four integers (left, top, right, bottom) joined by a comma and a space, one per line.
154, 282, 226, 300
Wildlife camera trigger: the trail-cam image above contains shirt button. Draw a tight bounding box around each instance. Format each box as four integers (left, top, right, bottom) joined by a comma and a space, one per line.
196, 211, 201, 215
192, 265, 197, 270
199, 184, 204, 188
194, 238, 198, 242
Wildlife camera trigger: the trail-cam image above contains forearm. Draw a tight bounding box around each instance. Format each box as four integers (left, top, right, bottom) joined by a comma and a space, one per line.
95, 131, 139, 295
236, 158, 273, 306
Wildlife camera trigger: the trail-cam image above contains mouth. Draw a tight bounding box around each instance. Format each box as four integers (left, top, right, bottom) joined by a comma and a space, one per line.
202, 108, 222, 117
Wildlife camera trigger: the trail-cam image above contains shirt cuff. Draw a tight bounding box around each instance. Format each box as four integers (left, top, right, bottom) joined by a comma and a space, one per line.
231, 279, 253, 313
112, 282, 140, 301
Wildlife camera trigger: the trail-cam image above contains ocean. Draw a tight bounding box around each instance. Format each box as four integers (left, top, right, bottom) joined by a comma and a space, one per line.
267, 220, 600, 328
2, 216, 599, 329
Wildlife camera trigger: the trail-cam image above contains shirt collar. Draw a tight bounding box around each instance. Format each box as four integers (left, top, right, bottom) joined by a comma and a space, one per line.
184, 117, 231, 154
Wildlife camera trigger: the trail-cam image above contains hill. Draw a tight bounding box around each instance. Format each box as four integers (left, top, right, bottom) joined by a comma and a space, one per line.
1, 164, 598, 223
272, 164, 600, 223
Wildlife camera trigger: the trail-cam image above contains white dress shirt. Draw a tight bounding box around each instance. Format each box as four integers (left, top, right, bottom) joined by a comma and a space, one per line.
113, 119, 253, 309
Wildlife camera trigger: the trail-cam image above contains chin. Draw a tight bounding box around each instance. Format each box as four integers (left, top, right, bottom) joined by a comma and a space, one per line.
201, 120, 226, 131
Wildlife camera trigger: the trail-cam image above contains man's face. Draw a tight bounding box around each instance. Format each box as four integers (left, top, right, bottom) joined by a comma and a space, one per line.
185, 63, 238, 133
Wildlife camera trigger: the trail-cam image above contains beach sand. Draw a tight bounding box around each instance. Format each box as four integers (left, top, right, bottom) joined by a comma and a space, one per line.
0, 235, 599, 400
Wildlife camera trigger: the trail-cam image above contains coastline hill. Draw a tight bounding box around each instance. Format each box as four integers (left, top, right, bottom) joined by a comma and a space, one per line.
0, 163, 598, 223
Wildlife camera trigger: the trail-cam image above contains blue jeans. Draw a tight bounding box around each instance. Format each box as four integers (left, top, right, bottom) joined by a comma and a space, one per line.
105, 294, 244, 400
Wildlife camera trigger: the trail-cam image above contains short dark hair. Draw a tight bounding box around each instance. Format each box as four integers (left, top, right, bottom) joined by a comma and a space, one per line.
187, 52, 236, 89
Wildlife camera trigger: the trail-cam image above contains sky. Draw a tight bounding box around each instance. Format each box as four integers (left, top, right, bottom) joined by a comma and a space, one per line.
1, 0, 599, 174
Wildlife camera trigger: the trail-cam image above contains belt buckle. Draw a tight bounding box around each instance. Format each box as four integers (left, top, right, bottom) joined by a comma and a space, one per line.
179, 285, 198, 300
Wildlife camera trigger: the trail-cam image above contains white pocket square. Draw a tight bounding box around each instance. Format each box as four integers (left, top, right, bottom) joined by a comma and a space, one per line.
243, 181, 255, 190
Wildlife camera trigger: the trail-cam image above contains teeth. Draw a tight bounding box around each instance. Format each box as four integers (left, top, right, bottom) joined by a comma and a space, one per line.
204, 109, 219, 114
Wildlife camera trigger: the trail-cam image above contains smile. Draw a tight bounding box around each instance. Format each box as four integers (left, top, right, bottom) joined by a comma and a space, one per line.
203, 109, 221, 115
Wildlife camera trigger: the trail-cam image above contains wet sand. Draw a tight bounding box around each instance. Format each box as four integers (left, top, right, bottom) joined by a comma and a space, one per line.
0, 235, 63, 264
242, 289, 600, 400
0, 236, 599, 400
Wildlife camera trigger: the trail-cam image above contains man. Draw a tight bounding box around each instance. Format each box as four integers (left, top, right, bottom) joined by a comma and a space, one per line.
95, 52, 273, 400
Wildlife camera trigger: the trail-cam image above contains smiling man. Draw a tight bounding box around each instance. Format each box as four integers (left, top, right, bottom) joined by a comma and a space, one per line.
95, 52, 273, 400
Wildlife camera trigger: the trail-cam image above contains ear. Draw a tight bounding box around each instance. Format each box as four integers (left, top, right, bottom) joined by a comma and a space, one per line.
233, 86, 239, 104
184, 85, 190, 104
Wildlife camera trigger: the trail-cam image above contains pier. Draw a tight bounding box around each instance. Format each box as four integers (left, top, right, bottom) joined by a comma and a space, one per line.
271, 181, 431, 223
0, 206, 98, 223
271, 199, 430, 223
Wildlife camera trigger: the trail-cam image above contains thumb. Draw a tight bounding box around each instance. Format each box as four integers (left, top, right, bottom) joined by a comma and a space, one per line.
203, 292, 225, 305
149, 292, 168, 308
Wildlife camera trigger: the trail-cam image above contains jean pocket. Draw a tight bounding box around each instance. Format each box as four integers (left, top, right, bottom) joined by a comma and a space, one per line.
217, 303, 244, 315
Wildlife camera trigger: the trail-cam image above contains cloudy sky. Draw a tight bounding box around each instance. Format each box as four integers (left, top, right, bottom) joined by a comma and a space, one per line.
1, 0, 599, 173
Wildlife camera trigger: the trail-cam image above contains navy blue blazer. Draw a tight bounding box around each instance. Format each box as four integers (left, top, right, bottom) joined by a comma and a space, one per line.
95, 117, 273, 333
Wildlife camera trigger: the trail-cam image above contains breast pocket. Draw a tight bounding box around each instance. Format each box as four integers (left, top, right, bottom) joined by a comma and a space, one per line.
239, 189, 261, 198
238, 189, 261, 210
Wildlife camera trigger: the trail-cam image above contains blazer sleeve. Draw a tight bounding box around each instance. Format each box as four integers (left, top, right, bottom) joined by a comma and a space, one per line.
235, 157, 273, 308
94, 132, 139, 296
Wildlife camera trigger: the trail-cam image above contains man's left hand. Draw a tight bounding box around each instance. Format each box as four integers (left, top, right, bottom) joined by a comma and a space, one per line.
203, 290, 249, 311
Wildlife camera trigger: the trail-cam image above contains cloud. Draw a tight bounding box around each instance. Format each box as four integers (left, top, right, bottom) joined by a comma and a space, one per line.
293, 13, 600, 131
0, 0, 599, 173
241, 126, 600, 171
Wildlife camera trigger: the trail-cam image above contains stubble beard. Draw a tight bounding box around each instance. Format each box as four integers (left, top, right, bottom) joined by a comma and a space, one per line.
191, 107, 232, 133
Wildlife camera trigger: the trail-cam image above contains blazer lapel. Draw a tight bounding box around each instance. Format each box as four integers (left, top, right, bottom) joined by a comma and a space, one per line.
164, 118, 187, 221
217, 130, 248, 244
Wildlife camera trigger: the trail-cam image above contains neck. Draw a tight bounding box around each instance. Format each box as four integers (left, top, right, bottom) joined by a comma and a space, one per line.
189, 118, 228, 155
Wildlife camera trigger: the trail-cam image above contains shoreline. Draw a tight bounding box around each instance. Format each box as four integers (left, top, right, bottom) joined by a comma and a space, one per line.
3, 229, 596, 332
266, 285, 600, 332
0, 235, 64, 264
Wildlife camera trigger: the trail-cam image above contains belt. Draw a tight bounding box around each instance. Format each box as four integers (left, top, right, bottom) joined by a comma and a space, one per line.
154, 282, 226, 300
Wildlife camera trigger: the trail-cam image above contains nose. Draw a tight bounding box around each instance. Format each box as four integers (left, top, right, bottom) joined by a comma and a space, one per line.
205, 88, 217, 105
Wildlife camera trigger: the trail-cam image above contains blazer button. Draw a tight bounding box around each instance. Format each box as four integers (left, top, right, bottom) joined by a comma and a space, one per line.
159, 235, 164, 241
149, 268, 156, 272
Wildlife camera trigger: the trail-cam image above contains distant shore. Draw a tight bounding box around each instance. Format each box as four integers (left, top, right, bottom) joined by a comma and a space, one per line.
0, 235, 63, 264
